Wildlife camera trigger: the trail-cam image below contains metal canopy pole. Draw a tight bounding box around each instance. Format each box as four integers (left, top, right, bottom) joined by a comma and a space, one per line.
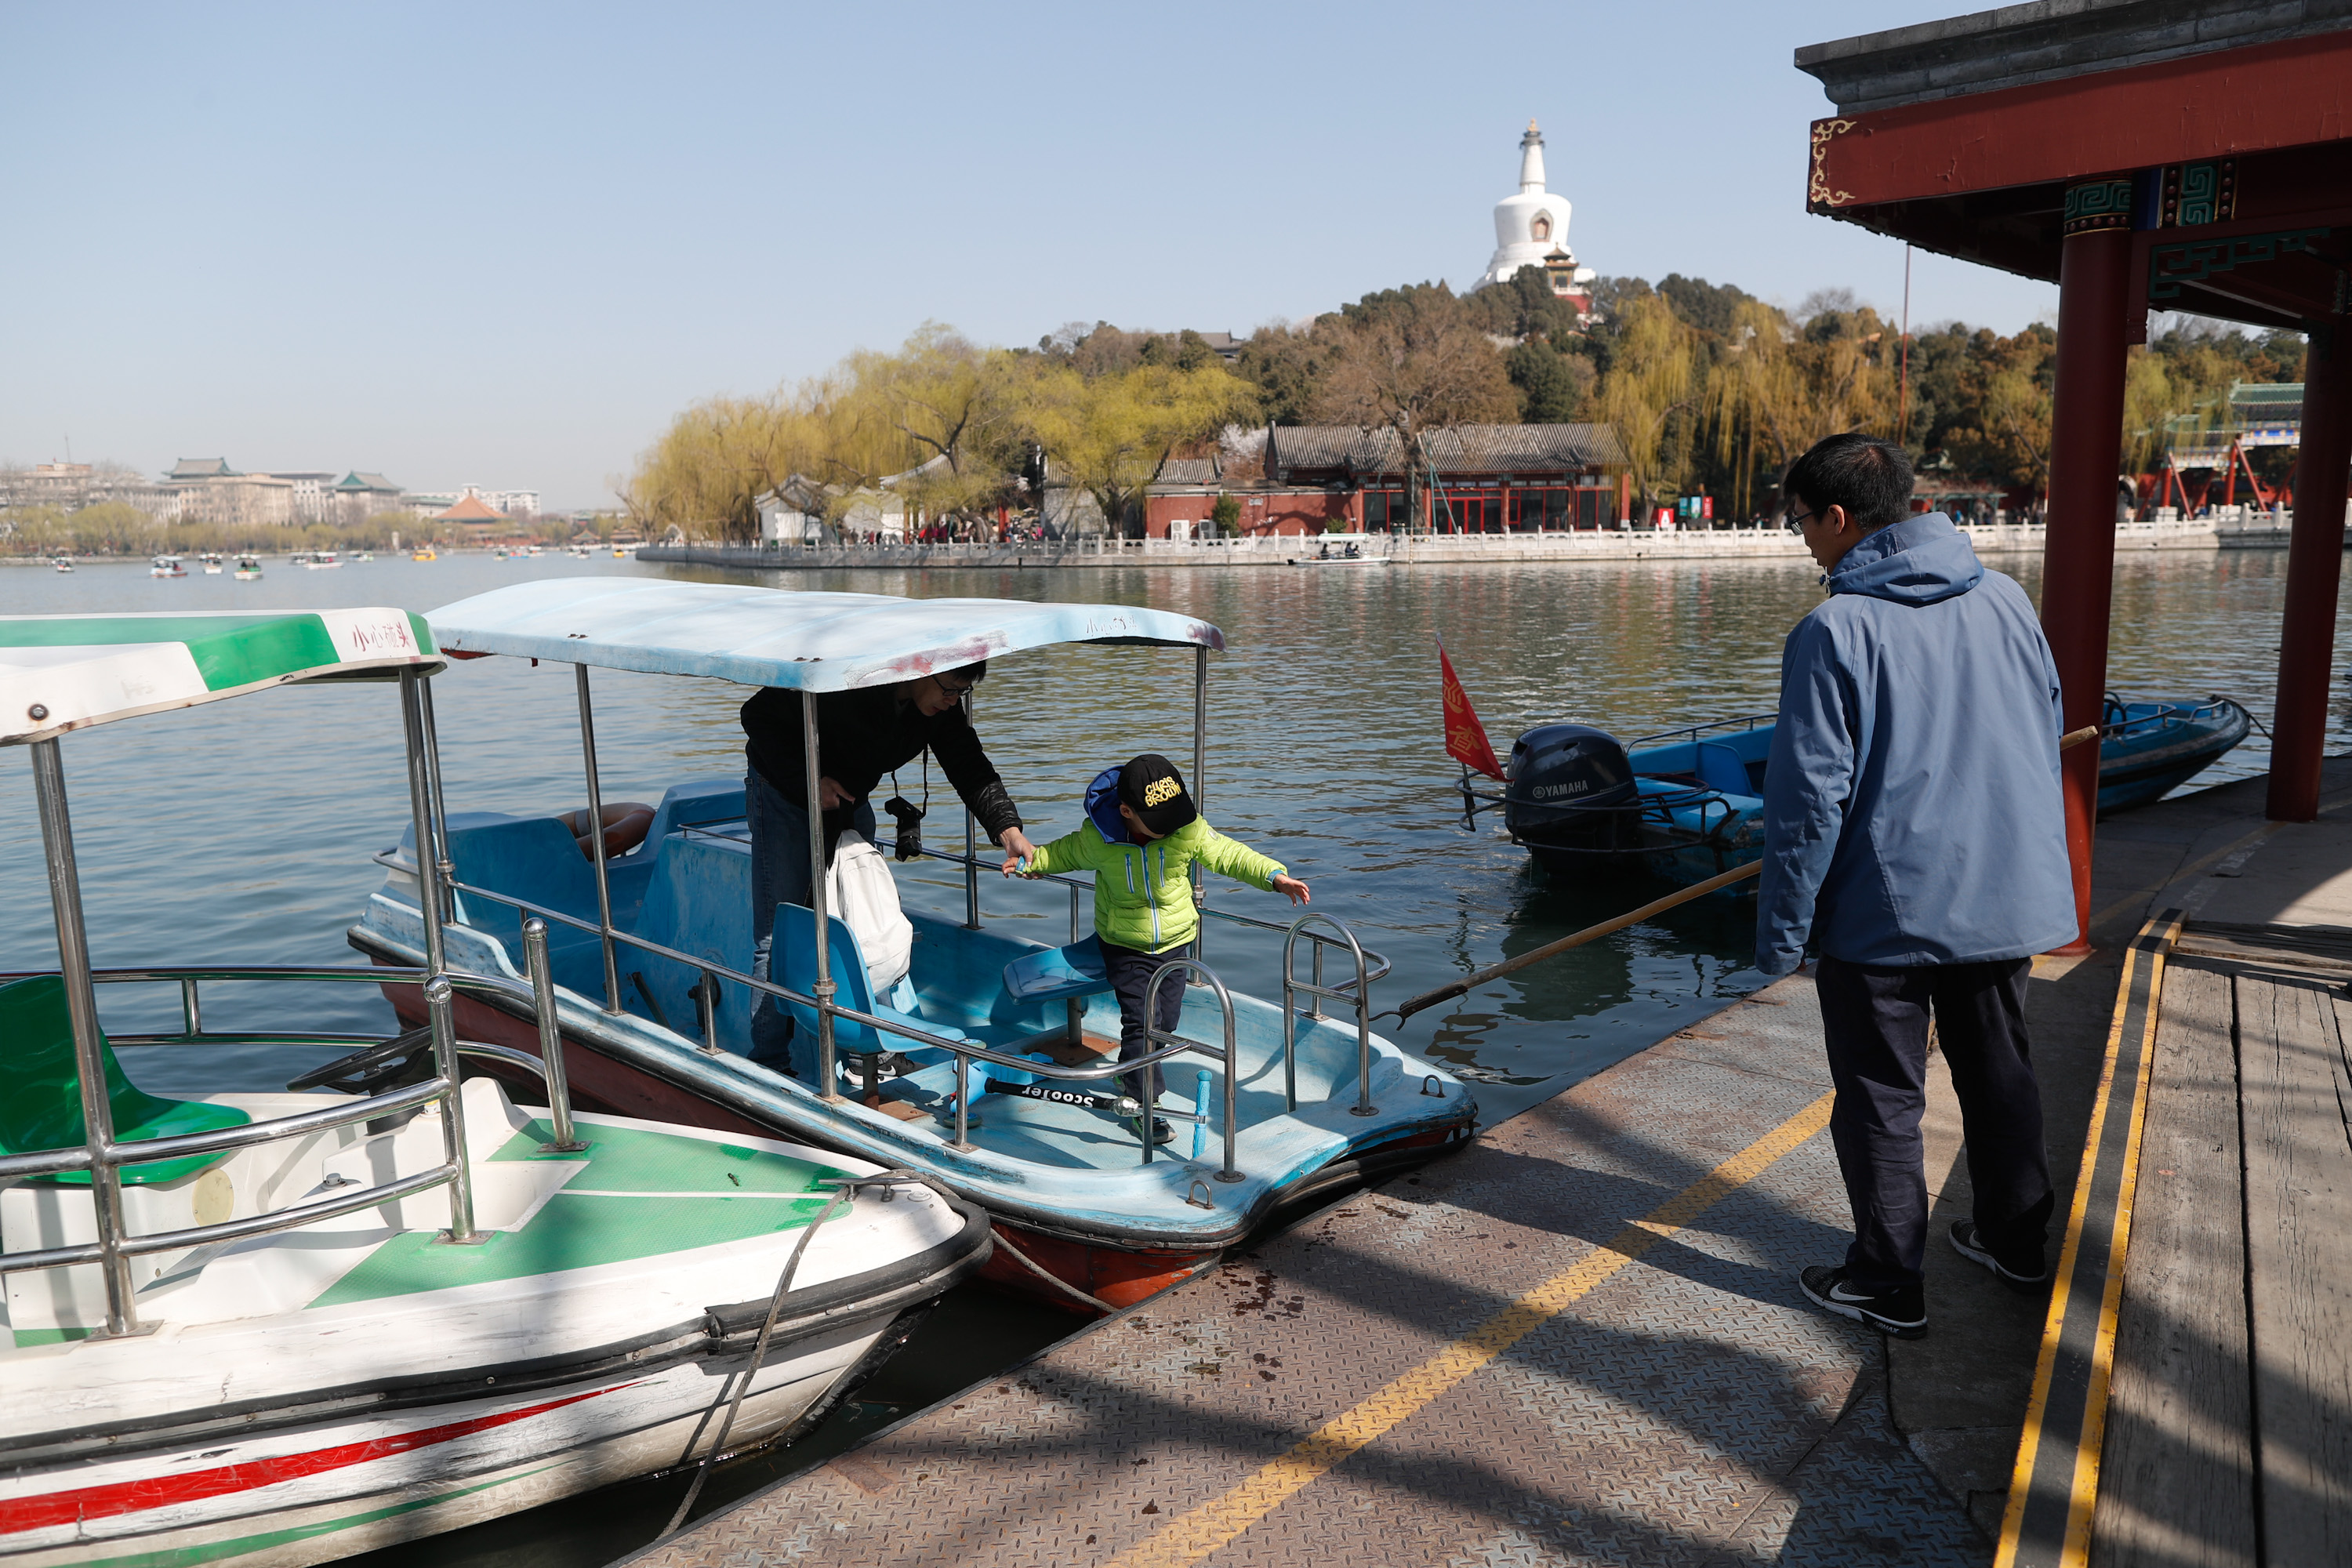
31, 739, 139, 1337
803, 694, 842, 1101
397, 670, 448, 980
962, 684, 981, 930
1191, 645, 1207, 961
573, 666, 622, 1013
416, 677, 460, 925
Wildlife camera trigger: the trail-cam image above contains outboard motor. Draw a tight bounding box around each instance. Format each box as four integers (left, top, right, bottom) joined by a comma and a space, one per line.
1502, 724, 1642, 855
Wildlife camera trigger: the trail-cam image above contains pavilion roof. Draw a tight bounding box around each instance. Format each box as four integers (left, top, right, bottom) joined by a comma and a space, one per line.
437, 494, 507, 522
1267, 423, 1626, 480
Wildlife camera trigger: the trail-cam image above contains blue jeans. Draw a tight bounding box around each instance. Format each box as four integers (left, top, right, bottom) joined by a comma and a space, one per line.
747, 765, 873, 1079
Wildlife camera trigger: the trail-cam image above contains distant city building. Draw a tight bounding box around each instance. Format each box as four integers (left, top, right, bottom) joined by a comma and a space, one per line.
0, 462, 181, 521
464, 485, 538, 518
406, 492, 458, 520
1474, 122, 1597, 322
263, 471, 339, 524
165, 459, 296, 528
332, 471, 407, 524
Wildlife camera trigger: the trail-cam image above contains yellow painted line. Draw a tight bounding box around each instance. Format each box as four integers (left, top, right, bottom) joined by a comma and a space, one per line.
1102, 1091, 1837, 1568
1995, 913, 2180, 1568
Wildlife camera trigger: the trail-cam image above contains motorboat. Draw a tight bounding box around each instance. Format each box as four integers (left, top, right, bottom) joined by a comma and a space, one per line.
0, 608, 987, 1566
149, 556, 186, 579
234, 556, 263, 580
199, 553, 224, 575
1288, 532, 1390, 567
350, 580, 1475, 1313
1467, 692, 2256, 887
2095, 693, 2252, 813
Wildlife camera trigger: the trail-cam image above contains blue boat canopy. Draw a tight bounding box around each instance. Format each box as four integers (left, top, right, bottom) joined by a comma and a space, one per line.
426, 579, 1224, 691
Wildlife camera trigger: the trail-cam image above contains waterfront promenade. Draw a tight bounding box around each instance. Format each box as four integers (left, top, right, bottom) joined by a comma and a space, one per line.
621, 762, 2351, 1567
642, 517, 2292, 574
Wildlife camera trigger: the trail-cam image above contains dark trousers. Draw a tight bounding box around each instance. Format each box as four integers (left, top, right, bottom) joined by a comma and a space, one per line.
1814, 954, 2053, 1296
1098, 938, 1184, 1107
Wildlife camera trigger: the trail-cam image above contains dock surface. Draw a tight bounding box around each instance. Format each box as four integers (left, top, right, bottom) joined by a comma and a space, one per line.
623, 979, 1987, 1567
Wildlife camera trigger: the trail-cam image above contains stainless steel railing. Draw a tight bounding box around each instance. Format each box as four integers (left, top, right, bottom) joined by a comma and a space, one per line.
1280, 913, 1376, 1118
0, 960, 594, 1323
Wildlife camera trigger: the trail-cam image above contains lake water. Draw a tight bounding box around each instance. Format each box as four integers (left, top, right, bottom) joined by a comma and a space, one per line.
3, 545, 2343, 1563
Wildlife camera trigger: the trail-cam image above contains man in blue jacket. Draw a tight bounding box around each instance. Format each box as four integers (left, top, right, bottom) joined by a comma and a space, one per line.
1760, 433, 2076, 1339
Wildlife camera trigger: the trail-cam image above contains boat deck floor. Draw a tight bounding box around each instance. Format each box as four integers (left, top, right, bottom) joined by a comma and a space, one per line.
621, 971, 1989, 1567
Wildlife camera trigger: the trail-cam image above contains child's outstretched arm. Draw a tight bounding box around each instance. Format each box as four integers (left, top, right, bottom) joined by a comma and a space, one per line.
1270, 873, 1310, 906
1195, 829, 1308, 905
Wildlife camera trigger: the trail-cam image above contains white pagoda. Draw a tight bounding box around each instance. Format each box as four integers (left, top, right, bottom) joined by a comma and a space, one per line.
1475, 121, 1596, 313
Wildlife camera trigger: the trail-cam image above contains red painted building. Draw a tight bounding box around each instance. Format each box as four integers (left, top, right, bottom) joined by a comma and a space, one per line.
1143, 424, 1628, 539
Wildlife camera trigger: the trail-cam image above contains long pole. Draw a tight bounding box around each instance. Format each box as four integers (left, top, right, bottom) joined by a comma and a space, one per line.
32, 739, 137, 1336
573, 666, 622, 1012
802, 692, 841, 1100
1191, 644, 1207, 962
962, 684, 980, 930
418, 677, 458, 924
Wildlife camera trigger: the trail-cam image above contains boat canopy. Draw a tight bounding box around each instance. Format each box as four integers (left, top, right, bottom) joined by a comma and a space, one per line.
427, 579, 1225, 691
0, 609, 441, 746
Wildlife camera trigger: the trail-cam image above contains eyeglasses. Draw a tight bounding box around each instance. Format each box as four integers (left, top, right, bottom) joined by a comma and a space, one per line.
1783, 507, 1820, 534
931, 675, 977, 696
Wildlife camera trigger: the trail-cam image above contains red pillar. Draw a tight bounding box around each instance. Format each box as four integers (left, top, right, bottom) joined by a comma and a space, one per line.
2267, 326, 2352, 822
2039, 221, 2136, 950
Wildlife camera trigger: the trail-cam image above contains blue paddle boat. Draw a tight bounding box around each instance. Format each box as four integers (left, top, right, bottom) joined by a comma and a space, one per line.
350, 580, 1475, 1315
1471, 693, 2252, 889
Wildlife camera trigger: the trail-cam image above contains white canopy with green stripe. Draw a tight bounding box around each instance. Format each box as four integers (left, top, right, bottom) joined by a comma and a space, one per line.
0, 609, 442, 746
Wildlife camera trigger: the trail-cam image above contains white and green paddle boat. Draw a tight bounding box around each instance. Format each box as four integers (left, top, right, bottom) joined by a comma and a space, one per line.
0, 610, 991, 1568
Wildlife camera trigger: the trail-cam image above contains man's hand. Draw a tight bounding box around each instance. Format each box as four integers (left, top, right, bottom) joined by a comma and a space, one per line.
999, 826, 1037, 877
815, 775, 855, 811
1272, 874, 1311, 906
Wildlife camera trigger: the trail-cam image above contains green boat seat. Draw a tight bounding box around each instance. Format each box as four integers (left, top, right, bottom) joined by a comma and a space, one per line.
0, 975, 249, 1185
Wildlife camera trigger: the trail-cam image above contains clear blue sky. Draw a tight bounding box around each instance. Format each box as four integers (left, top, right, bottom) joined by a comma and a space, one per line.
2, 2, 2060, 510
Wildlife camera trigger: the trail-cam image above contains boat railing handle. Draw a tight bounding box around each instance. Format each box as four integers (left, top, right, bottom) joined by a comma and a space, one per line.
1140, 957, 1243, 1181
1282, 913, 1376, 1118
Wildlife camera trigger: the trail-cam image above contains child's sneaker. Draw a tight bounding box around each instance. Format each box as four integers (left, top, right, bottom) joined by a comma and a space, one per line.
1798, 1265, 1927, 1338
1131, 1116, 1175, 1145
1949, 1220, 2051, 1290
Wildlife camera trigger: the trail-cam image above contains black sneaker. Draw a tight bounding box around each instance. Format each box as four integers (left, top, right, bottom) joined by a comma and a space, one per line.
1798, 1265, 1927, 1338
1950, 1220, 2051, 1290
1132, 1116, 1175, 1146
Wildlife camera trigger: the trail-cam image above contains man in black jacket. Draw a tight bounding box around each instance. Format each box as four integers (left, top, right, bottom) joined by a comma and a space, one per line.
740, 662, 1033, 1076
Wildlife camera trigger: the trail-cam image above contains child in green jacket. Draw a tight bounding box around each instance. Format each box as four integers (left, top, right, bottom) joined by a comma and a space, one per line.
1006, 753, 1308, 1142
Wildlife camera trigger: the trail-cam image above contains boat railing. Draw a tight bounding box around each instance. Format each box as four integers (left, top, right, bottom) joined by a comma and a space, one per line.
1622, 713, 1777, 751
379, 848, 1272, 1165
0, 961, 601, 1338
2101, 693, 2244, 739
1280, 913, 1374, 1118
1140, 956, 1243, 1179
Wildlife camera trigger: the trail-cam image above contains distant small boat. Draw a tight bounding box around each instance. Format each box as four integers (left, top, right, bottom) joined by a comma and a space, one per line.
303, 550, 342, 570
411, 547, 437, 561
150, 555, 186, 579
233, 557, 263, 579
51, 557, 71, 574
199, 553, 224, 574
1288, 532, 1390, 567
356, 551, 376, 562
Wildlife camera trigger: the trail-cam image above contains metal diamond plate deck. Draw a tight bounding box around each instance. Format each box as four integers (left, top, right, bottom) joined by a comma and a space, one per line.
619, 978, 1987, 1567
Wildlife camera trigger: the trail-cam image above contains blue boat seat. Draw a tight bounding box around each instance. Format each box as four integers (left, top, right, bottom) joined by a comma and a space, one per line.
1691, 742, 1754, 799
1001, 939, 1113, 1004
0, 976, 249, 1186
627, 835, 756, 1048
774, 903, 969, 1067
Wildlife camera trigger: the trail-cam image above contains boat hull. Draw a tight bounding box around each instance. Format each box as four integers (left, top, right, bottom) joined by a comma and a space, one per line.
0, 1312, 916, 1568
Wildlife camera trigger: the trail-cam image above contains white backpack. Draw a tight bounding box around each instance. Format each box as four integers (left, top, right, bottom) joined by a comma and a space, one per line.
824, 831, 913, 997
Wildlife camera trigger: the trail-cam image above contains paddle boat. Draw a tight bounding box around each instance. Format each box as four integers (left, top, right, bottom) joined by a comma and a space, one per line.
149, 556, 185, 579
411, 546, 437, 562
349, 579, 1475, 1313
303, 550, 342, 570
50, 557, 71, 574
234, 555, 263, 579
199, 553, 224, 575
1288, 532, 1389, 567
0, 608, 988, 1567
1468, 693, 2255, 889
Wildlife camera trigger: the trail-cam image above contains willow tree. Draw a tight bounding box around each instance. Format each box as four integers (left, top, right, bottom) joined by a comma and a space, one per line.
1599, 293, 1703, 515
837, 325, 1025, 521
1021, 361, 1258, 536
1708, 297, 1898, 516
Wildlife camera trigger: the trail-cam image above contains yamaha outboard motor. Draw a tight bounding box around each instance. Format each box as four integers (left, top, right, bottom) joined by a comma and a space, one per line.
1502, 724, 1642, 856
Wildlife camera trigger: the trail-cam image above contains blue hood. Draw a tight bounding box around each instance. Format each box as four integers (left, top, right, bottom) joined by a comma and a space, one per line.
1824, 511, 1982, 605
1084, 765, 1130, 844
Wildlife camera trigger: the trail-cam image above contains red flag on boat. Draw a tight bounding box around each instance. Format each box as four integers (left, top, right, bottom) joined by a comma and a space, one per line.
1439, 641, 1504, 781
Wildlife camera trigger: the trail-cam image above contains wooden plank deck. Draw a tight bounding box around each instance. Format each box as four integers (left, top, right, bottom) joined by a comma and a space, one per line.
2092, 952, 2352, 1567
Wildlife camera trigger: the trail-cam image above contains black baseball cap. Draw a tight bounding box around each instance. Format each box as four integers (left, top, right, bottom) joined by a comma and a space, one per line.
1119, 753, 1197, 837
